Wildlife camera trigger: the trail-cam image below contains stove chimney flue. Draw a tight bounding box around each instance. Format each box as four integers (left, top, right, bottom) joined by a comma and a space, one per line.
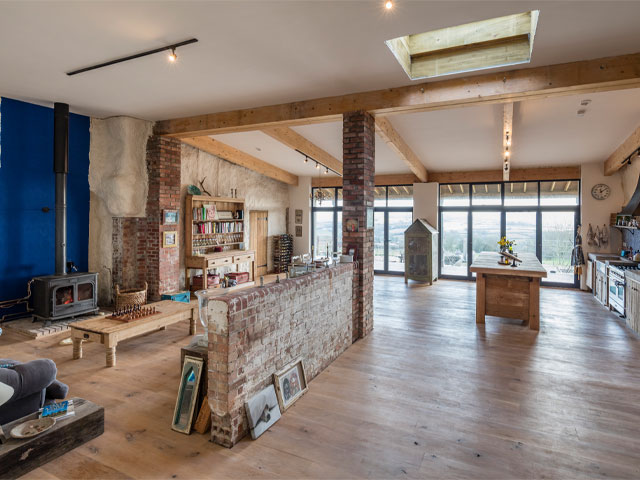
54, 102, 69, 275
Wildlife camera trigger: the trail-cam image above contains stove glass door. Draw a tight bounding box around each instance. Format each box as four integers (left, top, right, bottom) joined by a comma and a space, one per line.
77, 282, 94, 301
55, 285, 75, 306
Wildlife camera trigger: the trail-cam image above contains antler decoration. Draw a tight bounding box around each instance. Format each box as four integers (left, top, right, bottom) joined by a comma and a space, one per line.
199, 177, 212, 196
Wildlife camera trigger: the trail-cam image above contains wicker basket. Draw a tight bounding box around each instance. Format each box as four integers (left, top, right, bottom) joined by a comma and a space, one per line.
114, 282, 148, 310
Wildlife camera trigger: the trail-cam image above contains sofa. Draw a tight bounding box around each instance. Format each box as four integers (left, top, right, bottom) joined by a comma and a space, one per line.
0, 359, 69, 425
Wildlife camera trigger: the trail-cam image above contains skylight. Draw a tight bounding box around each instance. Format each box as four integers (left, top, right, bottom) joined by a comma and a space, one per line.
385, 10, 539, 80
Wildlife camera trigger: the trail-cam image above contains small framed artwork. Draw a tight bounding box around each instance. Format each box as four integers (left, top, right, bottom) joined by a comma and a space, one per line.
345, 218, 359, 233
366, 207, 374, 230
295, 225, 303, 237
295, 209, 303, 225
172, 355, 203, 434
346, 244, 358, 260
245, 385, 281, 440
163, 230, 178, 248
273, 359, 308, 411
163, 209, 179, 225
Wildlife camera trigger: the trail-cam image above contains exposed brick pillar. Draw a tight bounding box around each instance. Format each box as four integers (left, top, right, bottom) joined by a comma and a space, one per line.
139, 135, 181, 300
342, 111, 375, 341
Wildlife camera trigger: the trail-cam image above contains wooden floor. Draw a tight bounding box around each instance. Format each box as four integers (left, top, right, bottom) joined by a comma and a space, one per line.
2, 277, 640, 479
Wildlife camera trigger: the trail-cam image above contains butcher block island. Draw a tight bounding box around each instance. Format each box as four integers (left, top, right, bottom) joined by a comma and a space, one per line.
470, 252, 547, 330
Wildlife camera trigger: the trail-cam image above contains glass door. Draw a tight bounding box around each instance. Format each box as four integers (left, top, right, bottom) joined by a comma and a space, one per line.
542, 211, 577, 285
374, 211, 385, 271
472, 211, 501, 276
506, 211, 537, 257
388, 211, 413, 272
441, 211, 468, 277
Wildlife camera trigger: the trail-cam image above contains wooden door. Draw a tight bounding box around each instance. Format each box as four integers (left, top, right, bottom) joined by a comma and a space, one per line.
250, 211, 268, 277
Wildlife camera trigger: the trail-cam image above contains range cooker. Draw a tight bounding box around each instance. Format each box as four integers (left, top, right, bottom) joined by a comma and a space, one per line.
608, 263, 640, 315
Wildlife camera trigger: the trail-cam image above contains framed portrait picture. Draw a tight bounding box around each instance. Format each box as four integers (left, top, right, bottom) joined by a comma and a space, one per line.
163, 230, 178, 248
163, 209, 179, 225
273, 359, 308, 411
245, 385, 281, 440
295, 225, 302, 237
345, 244, 358, 260
295, 209, 303, 225
345, 218, 359, 233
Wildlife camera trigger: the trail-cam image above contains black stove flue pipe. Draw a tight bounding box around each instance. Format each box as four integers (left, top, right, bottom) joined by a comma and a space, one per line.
53, 102, 69, 275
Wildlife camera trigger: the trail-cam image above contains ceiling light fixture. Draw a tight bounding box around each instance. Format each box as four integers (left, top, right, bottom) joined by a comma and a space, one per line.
66, 38, 198, 76
385, 0, 393, 10
295, 149, 341, 176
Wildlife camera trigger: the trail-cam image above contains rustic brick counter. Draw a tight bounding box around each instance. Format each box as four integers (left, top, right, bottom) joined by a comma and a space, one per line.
205, 263, 353, 447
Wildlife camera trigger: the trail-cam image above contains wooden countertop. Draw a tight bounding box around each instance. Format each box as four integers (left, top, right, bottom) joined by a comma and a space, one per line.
470, 252, 547, 278
187, 249, 254, 260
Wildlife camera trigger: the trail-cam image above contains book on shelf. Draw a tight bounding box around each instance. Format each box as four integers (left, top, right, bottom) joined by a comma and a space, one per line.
39, 399, 75, 421
193, 204, 217, 221
192, 222, 244, 235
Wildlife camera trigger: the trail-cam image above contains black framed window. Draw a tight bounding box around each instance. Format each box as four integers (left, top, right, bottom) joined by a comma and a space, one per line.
439, 179, 581, 288
311, 185, 413, 273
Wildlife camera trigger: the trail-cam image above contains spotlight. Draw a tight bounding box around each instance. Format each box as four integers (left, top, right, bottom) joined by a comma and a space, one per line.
168, 48, 177, 62
315, 162, 320, 169
304, 156, 309, 163
325, 167, 329, 174
385, 0, 393, 9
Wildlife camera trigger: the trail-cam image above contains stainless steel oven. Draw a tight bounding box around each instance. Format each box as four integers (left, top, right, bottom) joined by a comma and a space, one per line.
608, 266, 625, 315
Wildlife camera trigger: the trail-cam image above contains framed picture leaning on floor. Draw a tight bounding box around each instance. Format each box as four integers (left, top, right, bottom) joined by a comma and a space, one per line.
273, 359, 308, 411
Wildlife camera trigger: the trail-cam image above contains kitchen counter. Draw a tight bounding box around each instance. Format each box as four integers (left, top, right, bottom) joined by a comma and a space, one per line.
470, 252, 547, 330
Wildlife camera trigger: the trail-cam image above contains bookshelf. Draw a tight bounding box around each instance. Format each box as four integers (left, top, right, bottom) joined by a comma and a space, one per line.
186, 195, 246, 256
185, 195, 255, 291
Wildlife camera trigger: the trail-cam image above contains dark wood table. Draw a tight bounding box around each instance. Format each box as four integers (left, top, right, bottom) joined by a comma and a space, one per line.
0, 398, 104, 479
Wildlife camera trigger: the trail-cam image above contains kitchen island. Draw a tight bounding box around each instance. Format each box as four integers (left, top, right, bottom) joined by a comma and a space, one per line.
470, 252, 547, 330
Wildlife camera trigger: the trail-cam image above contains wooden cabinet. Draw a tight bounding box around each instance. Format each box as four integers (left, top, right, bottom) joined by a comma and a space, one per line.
586, 260, 593, 289
626, 275, 640, 335
594, 264, 608, 306
404, 219, 438, 284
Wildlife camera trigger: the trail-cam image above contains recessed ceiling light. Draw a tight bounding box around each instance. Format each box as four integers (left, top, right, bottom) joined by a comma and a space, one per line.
256, 147, 262, 152
385, 0, 393, 10
580, 99, 592, 106
577, 109, 587, 117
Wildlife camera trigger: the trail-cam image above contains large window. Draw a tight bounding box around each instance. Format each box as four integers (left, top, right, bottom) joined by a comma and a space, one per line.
311, 185, 413, 274
439, 179, 580, 287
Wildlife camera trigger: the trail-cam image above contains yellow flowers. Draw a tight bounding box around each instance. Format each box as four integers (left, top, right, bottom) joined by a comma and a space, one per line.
498, 236, 516, 249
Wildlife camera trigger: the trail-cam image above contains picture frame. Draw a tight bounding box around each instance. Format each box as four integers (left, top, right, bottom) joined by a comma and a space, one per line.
163, 230, 178, 248
346, 244, 358, 260
171, 355, 203, 434
345, 218, 359, 233
295, 225, 302, 237
273, 359, 308, 411
245, 384, 281, 440
295, 209, 303, 225
366, 207, 374, 229
163, 209, 179, 225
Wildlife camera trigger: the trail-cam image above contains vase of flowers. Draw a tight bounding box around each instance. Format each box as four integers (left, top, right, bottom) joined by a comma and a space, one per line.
498, 236, 516, 254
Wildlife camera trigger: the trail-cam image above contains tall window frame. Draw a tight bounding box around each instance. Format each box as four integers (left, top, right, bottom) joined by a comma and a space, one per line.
438, 179, 581, 288
311, 185, 414, 274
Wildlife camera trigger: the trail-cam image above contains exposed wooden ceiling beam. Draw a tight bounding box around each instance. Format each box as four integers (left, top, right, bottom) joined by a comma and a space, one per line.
312, 173, 421, 188
155, 52, 640, 138
604, 124, 640, 175
429, 166, 581, 184
261, 126, 343, 175
375, 117, 428, 182
550, 181, 556, 192
182, 136, 298, 186
564, 181, 572, 192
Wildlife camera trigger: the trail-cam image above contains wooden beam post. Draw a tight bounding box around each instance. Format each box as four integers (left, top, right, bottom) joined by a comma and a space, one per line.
261, 126, 343, 175
375, 117, 428, 182
181, 136, 299, 185
604, 124, 640, 176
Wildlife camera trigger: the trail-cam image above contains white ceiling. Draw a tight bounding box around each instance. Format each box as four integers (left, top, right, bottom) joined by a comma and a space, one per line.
1, 1, 640, 120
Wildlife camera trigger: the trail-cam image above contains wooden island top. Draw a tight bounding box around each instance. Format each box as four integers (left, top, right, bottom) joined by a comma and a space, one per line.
470, 252, 547, 330
470, 252, 548, 278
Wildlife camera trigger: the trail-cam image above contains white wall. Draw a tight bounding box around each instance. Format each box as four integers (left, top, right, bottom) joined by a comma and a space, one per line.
580, 161, 625, 289
288, 176, 312, 257
413, 182, 439, 230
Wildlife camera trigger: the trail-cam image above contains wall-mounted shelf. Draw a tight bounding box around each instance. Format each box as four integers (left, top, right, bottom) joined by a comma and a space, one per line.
612, 225, 638, 235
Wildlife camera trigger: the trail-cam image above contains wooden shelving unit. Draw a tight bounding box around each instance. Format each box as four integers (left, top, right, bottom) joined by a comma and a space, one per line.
185, 195, 255, 291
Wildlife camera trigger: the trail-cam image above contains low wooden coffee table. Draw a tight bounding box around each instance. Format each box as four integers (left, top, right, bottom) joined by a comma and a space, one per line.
70, 300, 197, 367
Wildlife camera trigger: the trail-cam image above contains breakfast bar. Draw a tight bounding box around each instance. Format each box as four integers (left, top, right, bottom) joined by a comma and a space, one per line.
470, 252, 547, 330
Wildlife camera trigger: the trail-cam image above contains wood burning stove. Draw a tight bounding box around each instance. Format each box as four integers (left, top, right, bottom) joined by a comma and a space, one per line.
28, 103, 99, 322
31, 272, 98, 321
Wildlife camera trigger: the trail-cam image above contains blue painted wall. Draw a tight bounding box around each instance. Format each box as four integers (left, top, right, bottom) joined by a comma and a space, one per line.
0, 97, 90, 301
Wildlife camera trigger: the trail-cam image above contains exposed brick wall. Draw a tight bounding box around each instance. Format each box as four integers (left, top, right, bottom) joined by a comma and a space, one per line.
342, 111, 375, 341
206, 264, 353, 447
111, 136, 181, 302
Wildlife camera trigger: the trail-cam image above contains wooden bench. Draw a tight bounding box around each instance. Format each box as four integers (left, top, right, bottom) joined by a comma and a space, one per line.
70, 300, 197, 367
0, 398, 104, 478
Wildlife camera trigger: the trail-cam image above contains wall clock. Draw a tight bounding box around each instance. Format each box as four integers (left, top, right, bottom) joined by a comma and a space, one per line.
591, 184, 611, 200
